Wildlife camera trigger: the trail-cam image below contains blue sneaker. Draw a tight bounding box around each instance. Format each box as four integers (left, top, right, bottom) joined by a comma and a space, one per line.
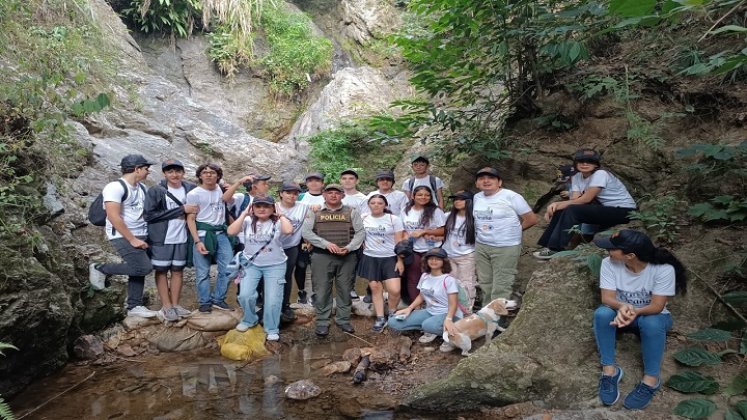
599, 366, 624, 406
623, 380, 660, 410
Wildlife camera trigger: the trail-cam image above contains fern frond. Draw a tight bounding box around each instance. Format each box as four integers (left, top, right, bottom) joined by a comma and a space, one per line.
0, 396, 16, 420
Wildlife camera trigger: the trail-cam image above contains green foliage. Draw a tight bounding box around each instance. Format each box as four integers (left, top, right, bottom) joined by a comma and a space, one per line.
629, 195, 682, 244
0, 397, 14, 420
687, 328, 732, 342
569, 75, 627, 102
673, 398, 717, 419
673, 347, 722, 367
723, 292, 747, 309
737, 400, 747, 419
667, 371, 719, 394
307, 125, 361, 184
688, 195, 747, 223
207, 24, 252, 76
724, 373, 747, 398
259, 4, 333, 95
121, 0, 202, 37
550, 246, 604, 278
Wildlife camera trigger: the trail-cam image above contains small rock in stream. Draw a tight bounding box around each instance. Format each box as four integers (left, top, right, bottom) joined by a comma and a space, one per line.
342, 347, 361, 365
284, 379, 322, 400
116, 344, 137, 357
73, 335, 104, 360
321, 361, 352, 376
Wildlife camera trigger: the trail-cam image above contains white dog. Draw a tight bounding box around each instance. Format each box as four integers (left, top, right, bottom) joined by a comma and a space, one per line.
442, 298, 517, 356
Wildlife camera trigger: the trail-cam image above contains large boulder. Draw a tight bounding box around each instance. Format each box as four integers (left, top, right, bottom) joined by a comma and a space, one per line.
339, 0, 401, 46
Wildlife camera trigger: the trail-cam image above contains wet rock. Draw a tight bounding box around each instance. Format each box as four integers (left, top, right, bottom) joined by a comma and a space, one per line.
321, 361, 352, 376
336, 396, 362, 418
398, 336, 412, 362
116, 344, 137, 357
284, 379, 322, 400
73, 335, 105, 360
186, 310, 241, 332
80, 287, 126, 333
311, 359, 333, 369
339, 0, 401, 46
264, 375, 281, 385
42, 182, 65, 220
342, 347, 362, 365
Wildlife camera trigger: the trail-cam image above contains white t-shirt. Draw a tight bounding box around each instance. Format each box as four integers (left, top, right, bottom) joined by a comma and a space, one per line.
417, 273, 464, 317
362, 213, 404, 257
299, 192, 325, 206
241, 218, 287, 267
599, 257, 675, 314
401, 207, 446, 252
164, 186, 188, 244
570, 170, 636, 208
401, 175, 445, 205
367, 190, 409, 219
278, 202, 309, 249
473, 189, 532, 247
186, 186, 226, 236
442, 212, 475, 257
228, 193, 253, 220
102, 178, 147, 240
342, 191, 369, 215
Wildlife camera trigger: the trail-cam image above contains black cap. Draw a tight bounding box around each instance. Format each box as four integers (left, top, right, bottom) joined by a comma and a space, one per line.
475, 167, 501, 179
423, 248, 448, 259
323, 183, 344, 192
412, 156, 430, 164
375, 169, 395, 181
280, 182, 302, 192
252, 196, 275, 206
340, 168, 359, 178
594, 229, 655, 259
253, 174, 271, 181
161, 159, 184, 171
305, 172, 324, 181
121, 154, 156, 169
573, 149, 601, 164
449, 191, 474, 200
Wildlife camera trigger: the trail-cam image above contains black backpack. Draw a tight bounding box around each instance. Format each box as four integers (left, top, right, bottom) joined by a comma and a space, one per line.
88, 179, 146, 226
407, 175, 438, 201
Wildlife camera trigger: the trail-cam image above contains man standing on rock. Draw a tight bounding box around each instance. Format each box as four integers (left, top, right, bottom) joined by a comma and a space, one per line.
302, 184, 365, 337
89, 154, 157, 318
186, 163, 234, 313
143, 159, 199, 321
473, 167, 537, 302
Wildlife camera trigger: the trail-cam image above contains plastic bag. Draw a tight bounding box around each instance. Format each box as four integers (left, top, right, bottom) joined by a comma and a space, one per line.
217, 326, 270, 361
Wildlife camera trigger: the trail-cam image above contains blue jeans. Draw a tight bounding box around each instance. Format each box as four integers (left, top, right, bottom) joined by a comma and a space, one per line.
238, 262, 286, 335
593, 305, 673, 377
388, 309, 460, 335
193, 233, 233, 306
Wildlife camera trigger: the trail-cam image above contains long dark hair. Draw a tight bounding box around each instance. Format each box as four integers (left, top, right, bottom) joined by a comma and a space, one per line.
405, 186, 437, 227
250, 204, 279, 233
444, 197, 476, 246
368, 194, 392, 214
421, 255, 452, 274
639, 247, 688, 295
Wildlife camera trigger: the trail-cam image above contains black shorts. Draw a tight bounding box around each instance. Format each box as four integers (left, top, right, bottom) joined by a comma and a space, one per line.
150, 243, 188, 272
357, 254, 398, 282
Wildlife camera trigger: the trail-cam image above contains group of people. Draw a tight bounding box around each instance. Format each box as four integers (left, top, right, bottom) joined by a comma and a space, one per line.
89, 150, 686, 410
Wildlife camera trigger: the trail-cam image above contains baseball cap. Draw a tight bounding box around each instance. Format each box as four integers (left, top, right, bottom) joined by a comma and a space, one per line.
340, 168, 359, 178
280, 182, 302, 192
448, 191, 474, 200
423, 248, 448, 259
412, 156, 430, 164
594, 229, 655, 259
305, 172, 324, 181
323, 183, 344, 192
161, 159, 184, 171
253, 174, 272, 181
121, 154, 156, 169
475, 167, 501, 179
252, 196, 275, 206
573, 149, 601, 164
375, 169, 395, 181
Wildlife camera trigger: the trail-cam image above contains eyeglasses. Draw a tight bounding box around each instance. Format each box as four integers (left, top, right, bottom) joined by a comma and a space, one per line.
200, 171, 218, 175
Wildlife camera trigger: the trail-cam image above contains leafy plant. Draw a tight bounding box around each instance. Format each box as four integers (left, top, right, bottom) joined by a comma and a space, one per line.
672, 347, 721, 367
689, 195, 747, 223
121, 0, 202, 37
686, 328, 732, 342
0, 342, 17, 420
673, 398, 717, 419
629, 195, 682, 244
667, 371, 719, 394
207, 24, 252, 76
569, 75, 627, 102
550, 244, 604, 278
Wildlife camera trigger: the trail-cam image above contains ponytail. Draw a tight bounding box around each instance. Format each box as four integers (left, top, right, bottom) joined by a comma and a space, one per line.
645, 248, 688, 295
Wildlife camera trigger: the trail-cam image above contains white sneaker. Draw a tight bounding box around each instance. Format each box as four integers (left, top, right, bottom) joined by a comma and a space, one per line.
89, 263, 106, 290
419, 333, 437, 344
235, 322, 252, 332
267, 333, 280, 341
439, 341, 457, 353
127, 306, 158, 318
173, 305, 192, 318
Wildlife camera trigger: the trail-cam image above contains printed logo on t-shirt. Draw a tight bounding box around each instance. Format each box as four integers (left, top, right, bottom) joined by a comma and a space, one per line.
616, 288, 652, 308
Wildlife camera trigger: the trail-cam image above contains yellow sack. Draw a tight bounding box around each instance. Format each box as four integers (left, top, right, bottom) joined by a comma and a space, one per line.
217, 326, 271, 361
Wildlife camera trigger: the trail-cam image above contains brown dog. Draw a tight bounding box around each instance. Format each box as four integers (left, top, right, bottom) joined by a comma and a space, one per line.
442, 298, 517, 356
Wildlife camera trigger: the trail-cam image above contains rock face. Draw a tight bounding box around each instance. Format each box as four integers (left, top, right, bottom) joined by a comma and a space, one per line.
285, 66, 411, 153
339, 0, 401, 46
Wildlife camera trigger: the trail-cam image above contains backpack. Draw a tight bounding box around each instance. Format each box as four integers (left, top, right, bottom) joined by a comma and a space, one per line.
408, 175, 438, 202
238, 194, 252, 216
443, 275, 471, 315
88, 179, 146, 227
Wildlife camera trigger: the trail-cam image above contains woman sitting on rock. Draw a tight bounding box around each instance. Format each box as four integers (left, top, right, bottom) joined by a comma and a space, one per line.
227, 196, 292, 341
592, 229, 687, 410
534, 149, 637, 259
358, 194, 406, 333
389, 248, 463, 352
